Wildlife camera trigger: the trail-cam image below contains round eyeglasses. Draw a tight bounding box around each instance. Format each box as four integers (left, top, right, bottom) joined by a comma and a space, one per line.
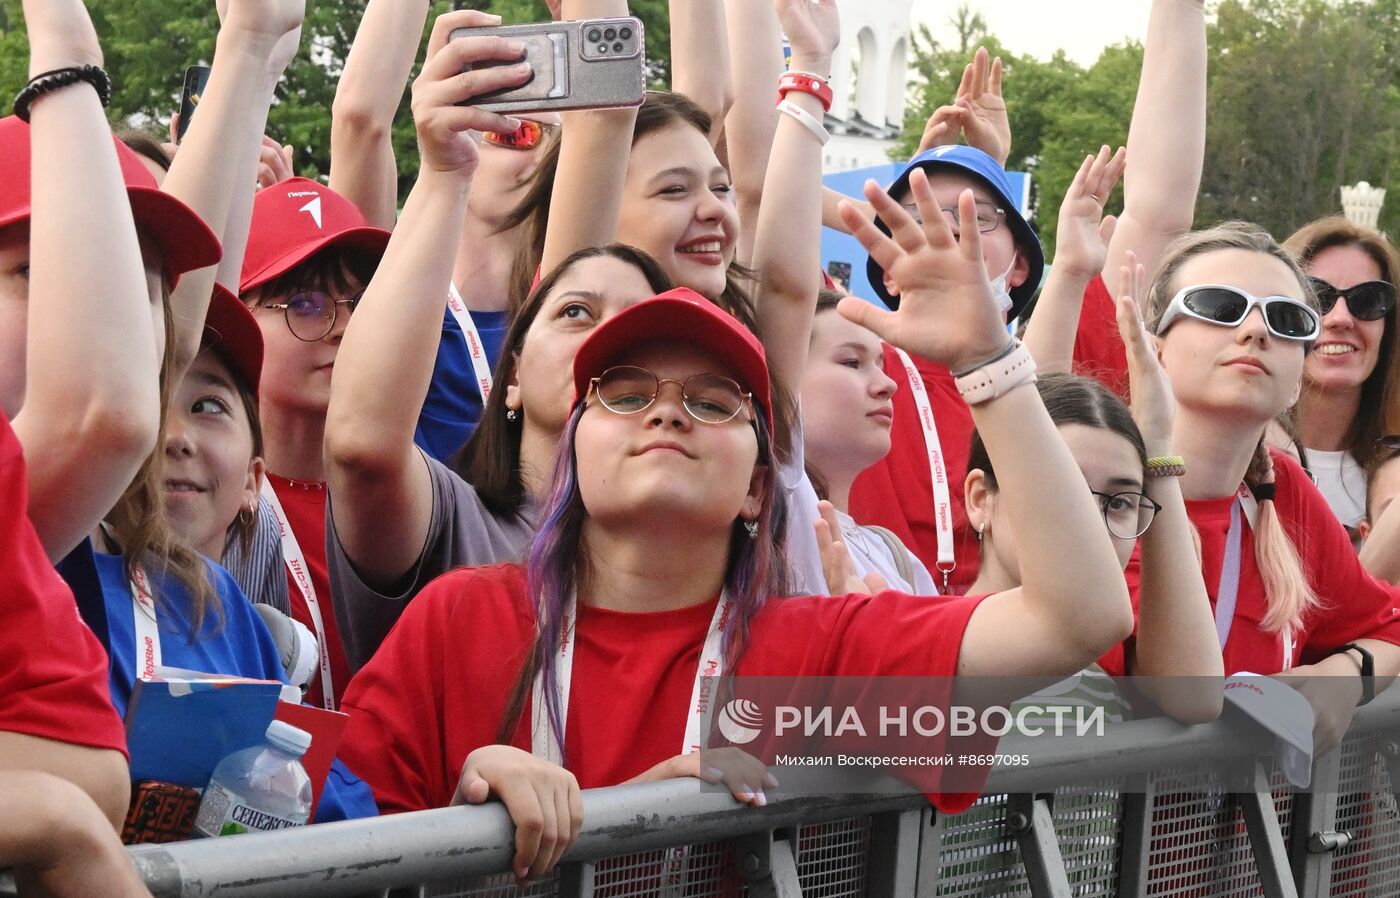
261, 289, 364, 342
590, 366, 752, 425
1091, 489, 1162, 540
901, 199, 1005, 235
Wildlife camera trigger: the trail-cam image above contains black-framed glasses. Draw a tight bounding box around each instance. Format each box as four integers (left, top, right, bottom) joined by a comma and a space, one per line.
589, 366, 752, 425
901, 199, 1005, 235
1155, 284, 1320, 341
1091, 489, 1162, 540
261, 289, 364, 342
1308, 277, 1397, 321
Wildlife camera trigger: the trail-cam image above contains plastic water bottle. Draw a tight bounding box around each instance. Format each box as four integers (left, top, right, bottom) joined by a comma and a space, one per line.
193, 720, 313, 837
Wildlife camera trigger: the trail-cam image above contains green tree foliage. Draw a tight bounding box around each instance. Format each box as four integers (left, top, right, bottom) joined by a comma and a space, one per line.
896, 0, 1400, 261
0, 0, 667, 193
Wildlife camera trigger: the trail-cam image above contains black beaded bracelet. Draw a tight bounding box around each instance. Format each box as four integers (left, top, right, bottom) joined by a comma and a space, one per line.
13, 65, 112, 122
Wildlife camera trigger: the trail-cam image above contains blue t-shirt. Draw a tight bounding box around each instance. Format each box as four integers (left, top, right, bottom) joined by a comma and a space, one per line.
57, 540, 378, 822
414, 304, 509, 463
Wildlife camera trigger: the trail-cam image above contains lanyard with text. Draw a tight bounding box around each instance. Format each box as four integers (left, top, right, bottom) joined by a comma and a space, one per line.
260, 480, 336, 709
531, 591, 732, 765
130, 566, 161, 679
892, 348, 956, 592
531, 592, 731, 897
1212, 490, 1294, 671
447, 282, 493, 401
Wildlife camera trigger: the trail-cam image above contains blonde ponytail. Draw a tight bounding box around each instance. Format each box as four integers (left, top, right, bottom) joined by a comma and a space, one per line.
1246, 440, 1320, 634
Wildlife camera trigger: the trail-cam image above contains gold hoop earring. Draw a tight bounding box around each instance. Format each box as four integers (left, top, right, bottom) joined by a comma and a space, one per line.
239, 506, 255, 527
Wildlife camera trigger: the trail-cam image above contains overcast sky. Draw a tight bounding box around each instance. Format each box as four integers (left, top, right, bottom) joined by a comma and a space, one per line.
911, 1, 1152, 65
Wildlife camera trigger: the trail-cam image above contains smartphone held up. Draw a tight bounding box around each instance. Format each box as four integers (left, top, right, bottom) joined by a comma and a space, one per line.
449, 17, 646, 114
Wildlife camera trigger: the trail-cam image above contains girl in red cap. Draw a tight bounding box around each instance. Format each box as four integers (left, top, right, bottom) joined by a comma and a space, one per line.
340, 178, 1135, 882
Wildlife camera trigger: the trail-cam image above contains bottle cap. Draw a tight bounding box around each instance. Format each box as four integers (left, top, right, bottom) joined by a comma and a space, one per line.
265, 720, 312, 757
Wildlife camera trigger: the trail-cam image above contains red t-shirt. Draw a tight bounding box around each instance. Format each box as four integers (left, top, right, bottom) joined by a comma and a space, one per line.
0, 413, 125, 756
266, 474, 350, 709
849, 346, 980, 594
1102, 450, 1400, 676
340, 564, 990, 815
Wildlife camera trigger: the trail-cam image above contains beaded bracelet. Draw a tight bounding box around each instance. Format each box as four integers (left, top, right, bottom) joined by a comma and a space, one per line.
13, 65, 112, 122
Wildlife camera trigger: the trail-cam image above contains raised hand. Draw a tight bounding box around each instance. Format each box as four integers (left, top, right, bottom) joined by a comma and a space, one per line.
454, 744, 583, 881
954, 47, 1010, 165
815, 500, 889, 595
1054, 145, 1127, 281
1113, 253, 1175, 450
835, 171, 1010, 372
914, 104, 959, 155
411, 10, 533, 179
775, 0, 840, 75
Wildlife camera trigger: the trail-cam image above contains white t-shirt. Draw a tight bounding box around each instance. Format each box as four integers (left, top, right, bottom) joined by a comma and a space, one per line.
781, 417, 938, 596
1306, 447, 1367, 528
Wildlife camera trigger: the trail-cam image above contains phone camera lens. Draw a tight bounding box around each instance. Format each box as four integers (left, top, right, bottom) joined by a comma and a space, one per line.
620, 26, 633, 40
613, 41, 624, 53
588, 28, 602, 42
603, 27, 617, 40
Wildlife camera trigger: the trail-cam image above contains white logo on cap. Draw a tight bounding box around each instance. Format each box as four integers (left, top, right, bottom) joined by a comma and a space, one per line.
298, 196, 323, 229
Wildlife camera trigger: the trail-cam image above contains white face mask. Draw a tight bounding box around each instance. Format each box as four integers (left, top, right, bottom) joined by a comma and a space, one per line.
989, 256, 1018, 318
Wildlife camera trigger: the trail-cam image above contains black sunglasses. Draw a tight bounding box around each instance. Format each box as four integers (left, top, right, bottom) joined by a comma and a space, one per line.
1309, 277, 1397, 321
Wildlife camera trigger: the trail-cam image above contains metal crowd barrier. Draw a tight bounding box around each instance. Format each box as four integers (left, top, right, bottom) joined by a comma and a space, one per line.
6, 689, 1400, 898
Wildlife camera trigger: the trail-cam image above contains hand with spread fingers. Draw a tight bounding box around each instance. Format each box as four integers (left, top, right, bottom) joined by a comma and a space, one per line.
955, 48, 1011, 165
411, 10, 535, 179
834, 170, 1010, 373
1054, 145, 1127, 281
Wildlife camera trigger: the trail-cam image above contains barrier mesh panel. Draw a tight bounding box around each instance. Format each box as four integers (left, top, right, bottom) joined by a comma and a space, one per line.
1331, 735, 1400, 898
420, 816, 875, 898
1141, 762, 1292, 896
931, 783, 1121, 898
794, 817, 872, 897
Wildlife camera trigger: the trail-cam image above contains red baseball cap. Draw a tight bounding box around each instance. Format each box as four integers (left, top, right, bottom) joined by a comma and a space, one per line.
203, 284, 263, 395
572, 288, 774, 433
240, 177, 390, 295
0, 115, 221, 287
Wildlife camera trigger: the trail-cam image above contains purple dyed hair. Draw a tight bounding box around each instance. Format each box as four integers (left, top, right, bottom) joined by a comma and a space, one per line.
495, 395, 791, 753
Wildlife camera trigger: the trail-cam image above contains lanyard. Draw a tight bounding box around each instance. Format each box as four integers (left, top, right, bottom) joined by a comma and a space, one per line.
1213, 490, 1294, 671
447, 283, 493, 401
892, 348, 956, 591
130, 566, 161, 679
531, 591, 731, 765
260, 480, 336, 709
531, 592, 730, 896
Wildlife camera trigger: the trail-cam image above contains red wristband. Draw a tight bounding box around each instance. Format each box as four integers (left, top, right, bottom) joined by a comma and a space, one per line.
777, 71, 833, 113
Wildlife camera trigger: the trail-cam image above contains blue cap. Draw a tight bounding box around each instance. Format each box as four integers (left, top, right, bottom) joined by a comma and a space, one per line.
867, 145, 1044, 320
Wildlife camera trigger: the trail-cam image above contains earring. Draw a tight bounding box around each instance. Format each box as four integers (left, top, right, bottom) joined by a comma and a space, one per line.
506, 408, 519, 422
239, 506, 255, 527
975, 523, 984, 543
743, 520, 759, 539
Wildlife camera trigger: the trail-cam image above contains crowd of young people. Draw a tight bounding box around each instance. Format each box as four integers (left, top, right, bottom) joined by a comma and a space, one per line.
5, 0, 1400, 890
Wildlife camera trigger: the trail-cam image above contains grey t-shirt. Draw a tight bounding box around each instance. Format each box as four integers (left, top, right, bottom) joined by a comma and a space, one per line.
327, 450, 537, 672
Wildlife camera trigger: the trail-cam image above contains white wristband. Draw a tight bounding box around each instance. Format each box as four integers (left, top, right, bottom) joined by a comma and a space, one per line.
777, 99, 829, 146
954, 339, 1038, 405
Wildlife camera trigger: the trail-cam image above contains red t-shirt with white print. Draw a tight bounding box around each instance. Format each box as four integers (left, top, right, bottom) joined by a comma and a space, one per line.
0, 412, 126, 756
1101, 450, 1400, 676
340, 564, 992, 815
